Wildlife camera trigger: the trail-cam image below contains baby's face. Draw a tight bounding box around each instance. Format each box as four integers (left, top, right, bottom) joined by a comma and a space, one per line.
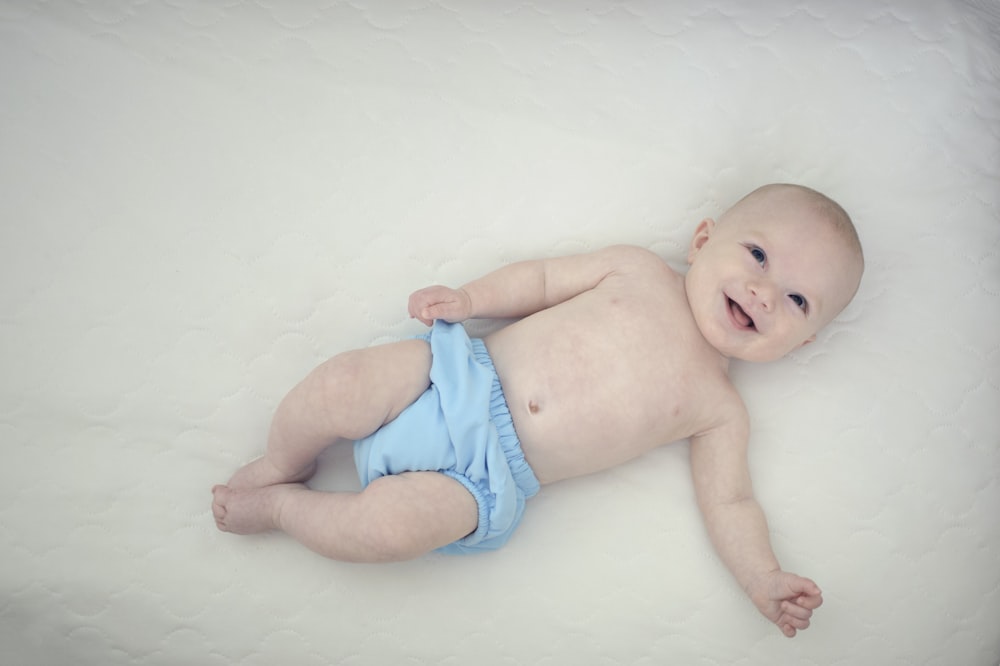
684, 204, 861, 363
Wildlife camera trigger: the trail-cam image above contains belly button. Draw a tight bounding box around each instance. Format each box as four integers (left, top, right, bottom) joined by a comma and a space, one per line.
528, 400, 541, 414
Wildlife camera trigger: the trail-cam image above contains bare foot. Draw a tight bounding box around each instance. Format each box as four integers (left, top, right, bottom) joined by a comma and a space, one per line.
212, 483, 304, 534
226, 456, 317, 490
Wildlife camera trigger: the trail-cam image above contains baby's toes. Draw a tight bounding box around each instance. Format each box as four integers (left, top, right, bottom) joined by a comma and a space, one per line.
211, 485, 231, 529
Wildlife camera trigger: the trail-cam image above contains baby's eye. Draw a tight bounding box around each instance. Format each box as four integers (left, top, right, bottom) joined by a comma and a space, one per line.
748, 246, 767, 266
789, 294, 808, 312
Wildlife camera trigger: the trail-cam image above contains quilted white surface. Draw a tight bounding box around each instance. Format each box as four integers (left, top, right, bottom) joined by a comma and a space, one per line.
2, 1, 998, 664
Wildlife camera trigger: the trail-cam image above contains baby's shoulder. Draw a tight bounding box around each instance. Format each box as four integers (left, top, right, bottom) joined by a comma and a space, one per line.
600, 243, 668, 266
596, 244, 679, 284
692, 376, 750, 440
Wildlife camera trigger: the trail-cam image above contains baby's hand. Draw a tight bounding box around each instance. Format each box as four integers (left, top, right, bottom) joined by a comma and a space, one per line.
747, 570, 823, 638
408, 285, 473, 326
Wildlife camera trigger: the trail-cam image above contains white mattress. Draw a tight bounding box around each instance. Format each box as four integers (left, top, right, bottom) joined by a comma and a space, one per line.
2, 1, 998, 664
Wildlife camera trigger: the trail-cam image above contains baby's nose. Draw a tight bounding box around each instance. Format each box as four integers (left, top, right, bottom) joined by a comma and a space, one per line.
749, 283, 774, 311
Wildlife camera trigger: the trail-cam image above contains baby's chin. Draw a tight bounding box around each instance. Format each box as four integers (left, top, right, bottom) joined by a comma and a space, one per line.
729, 351, 787, 364
709, 337, 806, 364
728, 339, 816, 364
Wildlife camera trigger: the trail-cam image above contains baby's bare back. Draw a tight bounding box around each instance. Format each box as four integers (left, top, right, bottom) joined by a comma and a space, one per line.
484, 253, 739, 484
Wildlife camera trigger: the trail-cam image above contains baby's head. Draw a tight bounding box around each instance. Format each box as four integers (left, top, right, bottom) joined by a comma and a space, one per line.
684, 183, 864, 363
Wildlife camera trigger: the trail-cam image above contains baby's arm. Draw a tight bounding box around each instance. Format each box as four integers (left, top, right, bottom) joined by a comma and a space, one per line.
408, 245, 636, 325
690, 418, 823, 637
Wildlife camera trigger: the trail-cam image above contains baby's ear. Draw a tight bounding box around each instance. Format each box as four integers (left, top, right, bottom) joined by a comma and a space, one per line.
687, 218, 716, 264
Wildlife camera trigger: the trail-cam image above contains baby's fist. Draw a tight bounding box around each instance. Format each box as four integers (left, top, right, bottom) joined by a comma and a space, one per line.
748, 570, 823, 638
408, 286, 472, 326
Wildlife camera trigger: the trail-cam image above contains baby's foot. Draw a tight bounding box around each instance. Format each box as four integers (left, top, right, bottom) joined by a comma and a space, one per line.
226, 456, 317, 490
211, 483, 302, 535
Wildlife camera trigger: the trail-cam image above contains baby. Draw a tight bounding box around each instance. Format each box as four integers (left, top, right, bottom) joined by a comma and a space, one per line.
212, 183, 864, 638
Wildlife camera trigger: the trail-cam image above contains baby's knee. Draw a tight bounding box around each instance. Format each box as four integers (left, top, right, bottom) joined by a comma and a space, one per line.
355, 526, 425, 563
355, 474, 470, 562
296, 350, 369, 408
354, 484, 430, 562
317, 349, 367, 383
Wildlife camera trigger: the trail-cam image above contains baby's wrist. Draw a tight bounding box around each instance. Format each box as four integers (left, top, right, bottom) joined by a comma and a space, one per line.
744, 568, 780, 605
457, 287, 474, 318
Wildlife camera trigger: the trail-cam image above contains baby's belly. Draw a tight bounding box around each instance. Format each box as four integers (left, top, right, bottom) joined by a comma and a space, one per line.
491, 353, 692, 484
481, 297, 713, 484
502, 387, 677, 483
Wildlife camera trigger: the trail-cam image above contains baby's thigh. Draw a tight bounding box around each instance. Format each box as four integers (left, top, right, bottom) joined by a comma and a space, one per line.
310, 338, 432, 439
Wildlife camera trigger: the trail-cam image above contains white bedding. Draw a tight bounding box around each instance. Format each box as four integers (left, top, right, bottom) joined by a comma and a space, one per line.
1, 1, 998, 664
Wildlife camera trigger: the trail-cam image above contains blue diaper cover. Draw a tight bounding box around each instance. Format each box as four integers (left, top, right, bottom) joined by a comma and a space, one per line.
353, 320, 541, 554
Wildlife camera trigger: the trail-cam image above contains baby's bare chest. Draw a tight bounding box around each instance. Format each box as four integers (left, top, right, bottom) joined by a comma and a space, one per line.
485, 289, 734, 479
515, 320, 720, 427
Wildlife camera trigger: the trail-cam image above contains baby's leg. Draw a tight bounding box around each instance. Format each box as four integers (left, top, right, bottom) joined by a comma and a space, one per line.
226, 338, 433, 489
213, 471, 478, 562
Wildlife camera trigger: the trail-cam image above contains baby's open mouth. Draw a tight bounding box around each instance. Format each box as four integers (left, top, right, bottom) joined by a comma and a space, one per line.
728, 298, 756, 331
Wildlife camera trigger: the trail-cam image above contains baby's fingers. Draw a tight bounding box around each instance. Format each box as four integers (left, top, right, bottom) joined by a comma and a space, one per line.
422, 300, 459, 322
415, 287, 471, 324
796, 592, 824, 610
781, 600, 814, 622
409, 306, 435, 326
779, 615, 811, 638
408, 286, 451, 325
776, 601, 816, 638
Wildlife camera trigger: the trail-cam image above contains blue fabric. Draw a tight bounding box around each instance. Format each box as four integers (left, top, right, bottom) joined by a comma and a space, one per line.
353, 320, 540, 554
